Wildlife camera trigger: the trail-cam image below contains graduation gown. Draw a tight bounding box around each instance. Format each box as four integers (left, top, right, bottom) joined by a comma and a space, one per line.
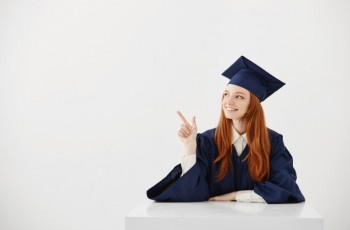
146, 128, 305, 204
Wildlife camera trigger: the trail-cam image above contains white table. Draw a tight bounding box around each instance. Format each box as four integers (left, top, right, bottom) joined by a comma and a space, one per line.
125, 200, 323, 230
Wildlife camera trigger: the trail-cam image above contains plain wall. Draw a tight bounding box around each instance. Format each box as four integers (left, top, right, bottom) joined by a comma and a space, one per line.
1, 0, 349, 229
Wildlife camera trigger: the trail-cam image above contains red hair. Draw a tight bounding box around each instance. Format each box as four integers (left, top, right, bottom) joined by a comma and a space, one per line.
213, 92, 271, 182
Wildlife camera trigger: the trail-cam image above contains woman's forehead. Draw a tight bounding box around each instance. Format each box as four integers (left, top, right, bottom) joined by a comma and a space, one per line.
224, 84, 250, 94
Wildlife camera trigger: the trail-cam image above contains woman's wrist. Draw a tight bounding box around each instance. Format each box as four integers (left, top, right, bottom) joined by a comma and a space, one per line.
183, 142, 196, 155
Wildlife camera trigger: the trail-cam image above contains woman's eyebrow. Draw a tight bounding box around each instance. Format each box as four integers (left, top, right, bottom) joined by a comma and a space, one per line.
225, 90, 246, 95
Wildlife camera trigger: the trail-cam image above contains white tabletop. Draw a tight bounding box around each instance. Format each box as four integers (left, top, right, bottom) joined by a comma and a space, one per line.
126, 200, 323, 230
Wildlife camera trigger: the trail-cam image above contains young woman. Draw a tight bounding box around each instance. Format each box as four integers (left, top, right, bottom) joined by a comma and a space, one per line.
147, 56, 305, 204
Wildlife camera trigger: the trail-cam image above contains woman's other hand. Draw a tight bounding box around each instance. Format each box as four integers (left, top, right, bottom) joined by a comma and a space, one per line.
209, 192, 237, 201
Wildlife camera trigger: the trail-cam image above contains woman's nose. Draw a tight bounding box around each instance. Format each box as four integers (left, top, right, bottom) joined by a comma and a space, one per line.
227, 95, 236, 103
226, 98, 236, 105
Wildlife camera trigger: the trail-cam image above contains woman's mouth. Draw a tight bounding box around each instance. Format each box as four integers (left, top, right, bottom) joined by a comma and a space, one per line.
225, 107, 238, 111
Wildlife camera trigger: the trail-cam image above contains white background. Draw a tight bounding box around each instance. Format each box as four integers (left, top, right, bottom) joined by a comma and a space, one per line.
1, 0, 349, 229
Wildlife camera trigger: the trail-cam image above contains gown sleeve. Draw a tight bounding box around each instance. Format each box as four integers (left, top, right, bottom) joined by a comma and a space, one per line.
180, 154, 196, 176
253, 133, 305, 204
146, 134, 211, 202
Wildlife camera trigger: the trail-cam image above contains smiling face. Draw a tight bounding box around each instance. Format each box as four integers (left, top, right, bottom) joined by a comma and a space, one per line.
222, 84, 251, 121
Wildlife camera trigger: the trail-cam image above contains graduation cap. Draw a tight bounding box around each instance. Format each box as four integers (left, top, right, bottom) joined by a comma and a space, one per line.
222, 56, 285, 102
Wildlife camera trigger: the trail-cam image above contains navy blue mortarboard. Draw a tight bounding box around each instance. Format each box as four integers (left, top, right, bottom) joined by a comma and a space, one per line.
222, 56, 285, 102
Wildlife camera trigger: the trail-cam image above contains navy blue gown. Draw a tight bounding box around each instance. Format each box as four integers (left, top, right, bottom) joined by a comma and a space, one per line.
147, 128, 305, 204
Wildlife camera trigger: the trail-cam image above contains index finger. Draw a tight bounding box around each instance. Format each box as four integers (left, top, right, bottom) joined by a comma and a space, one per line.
177, 111, 190, 126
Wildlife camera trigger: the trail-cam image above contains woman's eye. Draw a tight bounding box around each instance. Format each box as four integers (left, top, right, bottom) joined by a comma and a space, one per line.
224, 93, 229, 97
236, 95, 244, 99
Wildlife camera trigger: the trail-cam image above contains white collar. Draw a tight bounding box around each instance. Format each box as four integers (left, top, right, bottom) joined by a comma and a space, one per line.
232, 126, 247, 144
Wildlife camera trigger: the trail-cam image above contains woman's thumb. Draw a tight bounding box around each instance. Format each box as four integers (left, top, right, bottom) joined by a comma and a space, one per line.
192, 116, 197, 128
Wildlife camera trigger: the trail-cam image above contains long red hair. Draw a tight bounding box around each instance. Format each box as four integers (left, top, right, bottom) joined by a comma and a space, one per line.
213, 92, 270, 182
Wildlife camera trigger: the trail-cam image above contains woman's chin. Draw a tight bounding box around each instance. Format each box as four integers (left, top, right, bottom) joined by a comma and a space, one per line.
224, 114, 236, 120
224, 113, 242, 121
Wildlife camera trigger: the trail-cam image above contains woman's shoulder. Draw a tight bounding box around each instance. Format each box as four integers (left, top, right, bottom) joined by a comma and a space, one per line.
267, 128, 286, 147
198, 128, 216, 140
267, 128, 283, 140
196, 128, 217, 158
196, 128, 217, 148
267, 128, 290, 156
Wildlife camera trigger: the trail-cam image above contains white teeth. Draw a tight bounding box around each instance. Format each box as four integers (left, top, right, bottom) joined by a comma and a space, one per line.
226, 107, 237, 111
